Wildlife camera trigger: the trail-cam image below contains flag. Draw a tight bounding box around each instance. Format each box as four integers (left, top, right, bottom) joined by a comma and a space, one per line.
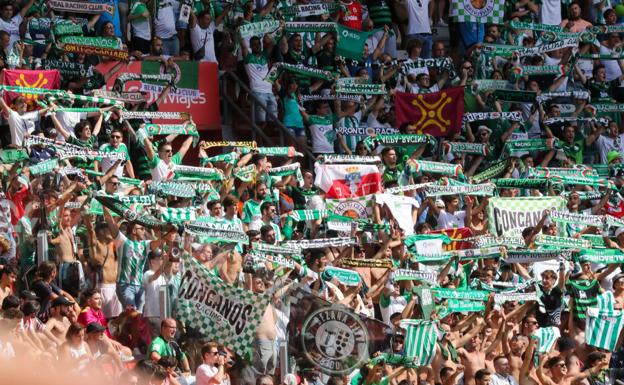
487, 196, 566, 237
450, 0, 505, 24
585, 307, 624, 351
431, 227, 473, 250
335, 24, 380, 60
394, 88, 464, 136
400, 319, 438, 366
532, 327, 560, 354
96, 60, 221, 130
314, 163, 382, 199
1, 69, 61, 106
288, 288, 391, 375
177, 255, 270, 358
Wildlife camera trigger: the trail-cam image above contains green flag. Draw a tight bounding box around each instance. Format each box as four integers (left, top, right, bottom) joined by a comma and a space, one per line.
335, 25, 379, 60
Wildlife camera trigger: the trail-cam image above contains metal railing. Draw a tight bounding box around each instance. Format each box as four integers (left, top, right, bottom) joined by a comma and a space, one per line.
219, 70, 315, 168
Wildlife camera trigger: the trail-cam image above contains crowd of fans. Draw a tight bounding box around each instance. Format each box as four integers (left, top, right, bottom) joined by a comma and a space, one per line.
4, 2, 624, 385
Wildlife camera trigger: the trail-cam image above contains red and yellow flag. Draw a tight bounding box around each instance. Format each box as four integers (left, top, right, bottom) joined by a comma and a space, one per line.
1, 69, 61, 107
395, 87, 464, 137
431, 227, 473, 251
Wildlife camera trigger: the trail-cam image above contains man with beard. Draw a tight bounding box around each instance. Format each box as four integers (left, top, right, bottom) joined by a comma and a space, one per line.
242, 182, 269, 230
560, 2, 592, 32
45, 295, 74, 340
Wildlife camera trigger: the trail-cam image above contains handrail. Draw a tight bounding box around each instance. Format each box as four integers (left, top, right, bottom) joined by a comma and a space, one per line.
220, 70, 316, 166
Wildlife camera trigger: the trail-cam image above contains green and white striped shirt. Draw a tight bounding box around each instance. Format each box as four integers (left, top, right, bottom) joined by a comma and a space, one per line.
114, 232, 151, 286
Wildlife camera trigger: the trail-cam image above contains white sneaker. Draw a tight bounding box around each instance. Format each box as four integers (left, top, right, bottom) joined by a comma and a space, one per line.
436, 19, 448, 26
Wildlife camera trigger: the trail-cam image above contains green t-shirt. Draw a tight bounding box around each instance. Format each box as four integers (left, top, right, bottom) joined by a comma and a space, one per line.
148, 335, 186, 361
67, 135, 97, 169
242, 198, 264, 224
561, 139, 585, 164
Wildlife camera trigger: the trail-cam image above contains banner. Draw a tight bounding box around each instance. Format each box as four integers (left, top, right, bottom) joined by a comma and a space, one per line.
335, 24, 381, 60
487, 197, 565, 236
177, 256, 270, 357
450, 0, 505, 23
97, 61, 220, 130
314, 163, 382, 199
1, 69, 61, 105
395, 88, 464, 136
287, 289, 390, 375
48, 0, 114, 14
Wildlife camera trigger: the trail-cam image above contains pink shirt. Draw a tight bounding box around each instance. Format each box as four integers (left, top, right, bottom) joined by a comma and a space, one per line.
77, 307, 112, 338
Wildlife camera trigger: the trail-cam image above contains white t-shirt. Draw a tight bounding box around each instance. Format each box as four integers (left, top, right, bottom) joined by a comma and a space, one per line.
150, 157, 177, 182
142, 270, 168, 318
375, 194, 419, 235
540, 0, 562, 25
154, 2, 177, 39
0, 14, 23, 49
191, 22, 217, 62
8, 110, 38, 147
436, 209, 466, 230
196, 364, 225, 385
491, 373, 519, 385
244, 53, 273, 94
601, 45, 623, 82
130, 1, 152, 41
596, 134, 624, 164
98, 143, 129, 177
406, 0, 431, 35
55, 111, 87, 142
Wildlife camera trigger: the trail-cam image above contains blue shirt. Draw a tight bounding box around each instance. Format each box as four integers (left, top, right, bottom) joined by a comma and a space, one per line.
458, 22, 484, 49
92, 0, 122, 37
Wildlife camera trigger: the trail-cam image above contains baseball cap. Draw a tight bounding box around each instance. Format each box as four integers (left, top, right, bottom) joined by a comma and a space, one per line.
51, 296, 74, 307
20, 290, 37, 301
86, 322, 107, 334
608, 150, 622, 164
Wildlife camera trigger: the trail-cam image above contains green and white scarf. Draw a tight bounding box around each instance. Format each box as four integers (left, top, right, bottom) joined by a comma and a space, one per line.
577, 248, 624, 264
151, 181, 196, 198
204, 152, 240, 164
160, 206, 198, 223
49, 0, 114, 14
384, 182, 431, 194
238, 20, 281, 38
145, 123, 198, 137
29, 158, 58, 175
471, 160, 509, 183
120, 111, 187, 120
284, 22, 337, 33
249, 250, 295, 269
443, 141, 489, 156
535, 234, 591, 249
118, 195, 156, 206
509, 21, 564, 32
363, 134, 434, 151
494, 292, 537, 304
321, 266, 362, 286
234, 165, 256, 183
424, 182, 495, 197
267, 162, 304, 186
432, 288, 489, 301
185, 222, 249, 243
280, 2, 338, 16
493, 178, 549, 189
391, 269, 437, 285
283, 237, 357, 249
265, 62, 334, 83
550, 210, 605, 227
320, 154, 381, 164
528, 166, 596, 178
463, 111, 523, 122
472, 235, 525, 248
407, 160, 463, 178
336, 82, 386, 95
36, 58, 93, 78
240, 146, 303, 157
503, 138, 559, 154
593, 103, 624, 113
473, 79, 510, 91
514, 65, 564, 76
289, 209, 328, 222
504, 249, 573, 263
173, 165, 224, 181
536, 90, 590, 103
